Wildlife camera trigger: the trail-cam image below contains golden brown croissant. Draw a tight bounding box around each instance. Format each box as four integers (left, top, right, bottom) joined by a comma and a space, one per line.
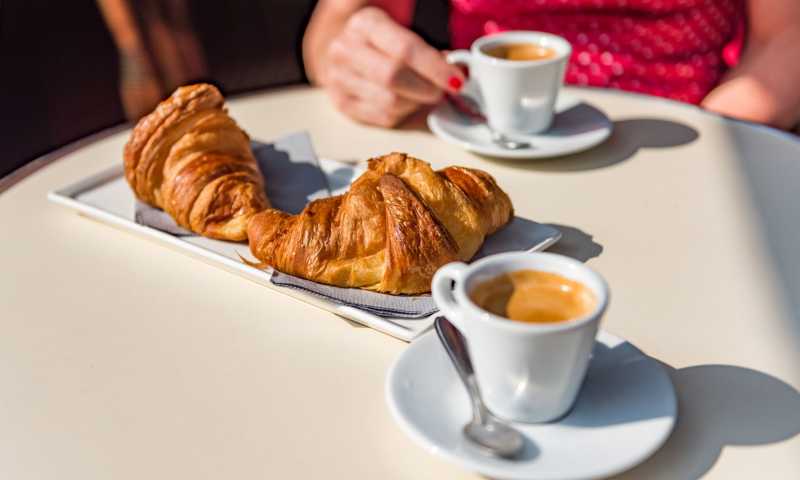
247, 153, 513, 294
123, 83, 269, 241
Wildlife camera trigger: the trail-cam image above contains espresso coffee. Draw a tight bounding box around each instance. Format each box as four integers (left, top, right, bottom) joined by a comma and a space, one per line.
470, 269, 596, 324
483, 42, 557, 61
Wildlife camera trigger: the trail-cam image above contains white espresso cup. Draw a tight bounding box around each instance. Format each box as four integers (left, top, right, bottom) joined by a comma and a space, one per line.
431, 252, 609, 423
447, 31, 572, 135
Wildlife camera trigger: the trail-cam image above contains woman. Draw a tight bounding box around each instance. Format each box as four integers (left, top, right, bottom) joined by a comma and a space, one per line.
303, 0, 800, 129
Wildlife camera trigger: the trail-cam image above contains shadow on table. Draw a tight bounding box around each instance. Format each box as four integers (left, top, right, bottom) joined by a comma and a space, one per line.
726, 122, 800, 358
558, 340, 674, 429
398, 107, 432, 132
545, 223, 603, 262
479, 347, 800, 480
610, 363, 800, 480
478, 118, 699, 172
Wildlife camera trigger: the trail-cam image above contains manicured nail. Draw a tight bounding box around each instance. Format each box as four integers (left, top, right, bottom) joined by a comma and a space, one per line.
448, 76, 463, 91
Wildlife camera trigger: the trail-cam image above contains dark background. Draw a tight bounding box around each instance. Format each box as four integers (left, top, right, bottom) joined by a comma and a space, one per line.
0, 0, 449, 179
0, 0, 317, 178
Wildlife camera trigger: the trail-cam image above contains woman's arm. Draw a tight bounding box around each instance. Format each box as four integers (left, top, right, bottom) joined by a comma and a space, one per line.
701, 0, 800, 129
302, 0, 463, 127
303, 0, 415, 83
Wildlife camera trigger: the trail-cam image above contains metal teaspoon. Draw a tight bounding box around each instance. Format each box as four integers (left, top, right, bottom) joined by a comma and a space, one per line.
447, 94, 533, 150
434, 316, 525, 459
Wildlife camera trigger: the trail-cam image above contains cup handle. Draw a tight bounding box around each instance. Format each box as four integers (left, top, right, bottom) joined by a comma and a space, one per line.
446, 50, 486, 112
431, 262, 470, 331
446, 49, 472, 68
446, 50, 472, 89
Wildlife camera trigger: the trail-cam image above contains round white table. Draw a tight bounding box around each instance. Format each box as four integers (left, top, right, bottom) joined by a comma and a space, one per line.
2, 86, 799, 479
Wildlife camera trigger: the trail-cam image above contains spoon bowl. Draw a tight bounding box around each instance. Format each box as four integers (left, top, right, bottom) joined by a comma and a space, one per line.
464, 417, 526, 459
434, 316, 525, 459
490, 130, 532, 150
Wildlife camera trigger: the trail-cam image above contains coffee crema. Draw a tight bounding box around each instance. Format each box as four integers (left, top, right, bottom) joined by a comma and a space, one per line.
469, 269, 596, 324
482, 43, 557, 61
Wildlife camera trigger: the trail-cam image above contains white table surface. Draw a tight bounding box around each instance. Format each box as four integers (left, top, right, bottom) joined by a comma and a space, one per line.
1, 86, 799, 479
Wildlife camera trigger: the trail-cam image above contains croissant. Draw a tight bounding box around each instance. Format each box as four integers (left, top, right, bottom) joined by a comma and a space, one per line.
247, 153, 513, 294
123, 83, 269, 241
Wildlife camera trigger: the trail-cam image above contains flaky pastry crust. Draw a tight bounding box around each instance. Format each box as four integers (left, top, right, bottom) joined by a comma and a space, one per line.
247, 153, 513, 294
123, 83, 268, 241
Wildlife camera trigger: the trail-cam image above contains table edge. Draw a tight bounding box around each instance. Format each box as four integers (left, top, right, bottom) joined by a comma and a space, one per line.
3, 85, 797, 196
0, 123, 131, 195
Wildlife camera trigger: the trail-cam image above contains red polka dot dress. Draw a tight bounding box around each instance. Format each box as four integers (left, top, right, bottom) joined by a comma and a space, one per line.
450, 0, 746, 104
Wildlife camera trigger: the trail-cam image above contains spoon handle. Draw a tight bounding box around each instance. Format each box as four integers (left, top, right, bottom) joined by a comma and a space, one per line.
445, 94, 486, 122
434, 316, 490, 424
445, 95, 532, 150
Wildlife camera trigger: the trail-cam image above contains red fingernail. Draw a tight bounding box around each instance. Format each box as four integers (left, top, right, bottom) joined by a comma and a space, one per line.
448, 76, 463, 91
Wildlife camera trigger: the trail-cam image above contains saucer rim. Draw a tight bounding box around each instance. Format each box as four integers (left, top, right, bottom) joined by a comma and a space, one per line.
385, 330, 678, 480
427, 93, 613, 160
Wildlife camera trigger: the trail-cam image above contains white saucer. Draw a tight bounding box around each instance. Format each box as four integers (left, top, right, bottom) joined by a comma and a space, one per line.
386, 330, 677, 480
428, 93, 613, 159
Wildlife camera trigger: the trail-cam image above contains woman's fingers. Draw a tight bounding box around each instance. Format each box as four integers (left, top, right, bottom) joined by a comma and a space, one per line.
346, 7, 464, 93
319, 5, 462, 127
326, 66, 419, 127
329, 90, 415, 128
327, 65, 418, 114
330, 32, 442, 104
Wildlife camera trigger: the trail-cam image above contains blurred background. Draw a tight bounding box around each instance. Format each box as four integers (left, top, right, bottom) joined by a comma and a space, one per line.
0, 0, 320, 178
6, 1, 791, 181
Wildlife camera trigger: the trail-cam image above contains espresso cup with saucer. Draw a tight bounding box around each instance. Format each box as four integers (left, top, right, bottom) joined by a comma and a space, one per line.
446, 31, 572, 136
431, 252, 609, 423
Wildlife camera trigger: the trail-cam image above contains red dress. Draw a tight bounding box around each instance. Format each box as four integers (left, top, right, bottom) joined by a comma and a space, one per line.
450, 0, 746, 104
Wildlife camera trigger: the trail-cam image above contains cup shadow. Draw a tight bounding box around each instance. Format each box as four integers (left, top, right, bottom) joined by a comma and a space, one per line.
478, 118, 699, 172
608, 363, 800, 479
482, 358, 800, 480
557, 341, 672, 429
544, 223, 603, 262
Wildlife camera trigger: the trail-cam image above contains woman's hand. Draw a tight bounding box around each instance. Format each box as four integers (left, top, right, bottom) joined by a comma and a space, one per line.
305, 5, 464, 127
